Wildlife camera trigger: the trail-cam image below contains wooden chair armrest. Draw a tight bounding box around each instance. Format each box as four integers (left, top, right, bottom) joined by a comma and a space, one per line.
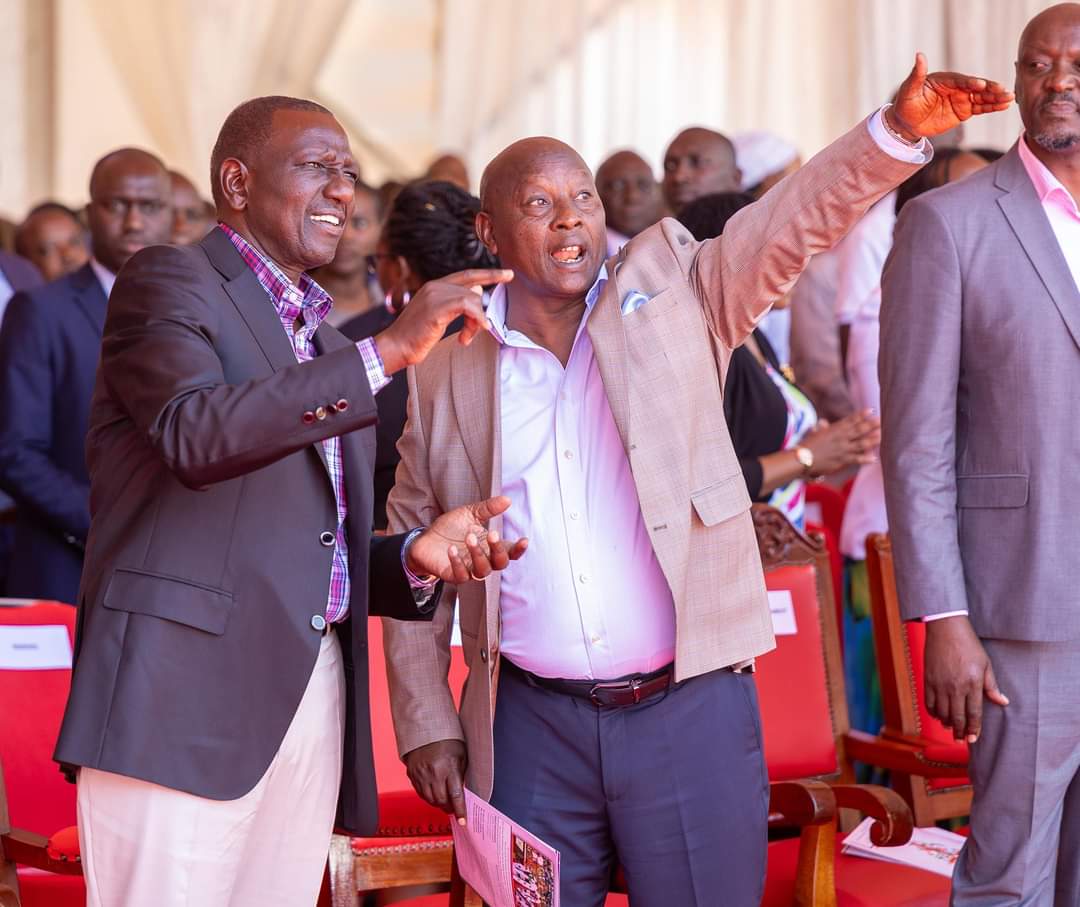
829, 783, 913, 847
769, 780, 836, 827
1, 828, 83, 876
843, 730, 969, 778
770, 781, 839, 907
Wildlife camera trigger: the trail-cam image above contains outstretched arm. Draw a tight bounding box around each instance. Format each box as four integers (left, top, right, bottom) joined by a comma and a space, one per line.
690, 54, 1012, 349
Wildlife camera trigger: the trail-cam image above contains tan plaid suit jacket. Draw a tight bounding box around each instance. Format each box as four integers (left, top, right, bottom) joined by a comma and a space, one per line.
384, 120, 920, 799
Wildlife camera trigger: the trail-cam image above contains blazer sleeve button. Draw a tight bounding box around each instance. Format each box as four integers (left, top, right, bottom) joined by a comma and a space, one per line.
302, 411, 316, 424
315, 406, 328, 421
335, 398, 349, 412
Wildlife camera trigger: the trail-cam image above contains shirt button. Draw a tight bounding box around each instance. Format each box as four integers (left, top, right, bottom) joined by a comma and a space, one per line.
569, 511, 579, 521
315, 406, 328, 421
579, 573, 590, 584
311, 614, 327, 632
563, 450, 574, 460
319, 531, 335, 547
590, 633, 601, 645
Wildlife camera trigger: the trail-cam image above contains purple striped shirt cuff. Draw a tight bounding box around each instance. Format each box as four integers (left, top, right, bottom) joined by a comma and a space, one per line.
356, 337, 392, 395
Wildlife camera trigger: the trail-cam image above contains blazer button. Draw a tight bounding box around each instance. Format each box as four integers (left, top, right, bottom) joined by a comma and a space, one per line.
480, 648, 488, 663
315, 406, 328, 421
319, 530, 335, 547
302, 411, 316, 424
311, 614, 327, 632
335, 398, 349, 412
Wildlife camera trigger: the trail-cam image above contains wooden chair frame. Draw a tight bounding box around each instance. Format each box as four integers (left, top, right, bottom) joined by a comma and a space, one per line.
842, 534, 972, 826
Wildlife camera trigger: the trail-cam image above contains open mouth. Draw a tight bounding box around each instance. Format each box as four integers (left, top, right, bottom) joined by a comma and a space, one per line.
551, 244, 586, 265
310, 213, 343, 229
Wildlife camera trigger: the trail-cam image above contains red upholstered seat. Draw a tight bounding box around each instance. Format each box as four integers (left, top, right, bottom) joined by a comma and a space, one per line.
764, 835, 950, 906
369, 789, 452, 838
756, 563, 840, 781
0, 601, 86, 903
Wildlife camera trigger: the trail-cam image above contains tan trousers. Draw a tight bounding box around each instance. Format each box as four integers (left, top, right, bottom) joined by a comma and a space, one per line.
78, 630, 345, 907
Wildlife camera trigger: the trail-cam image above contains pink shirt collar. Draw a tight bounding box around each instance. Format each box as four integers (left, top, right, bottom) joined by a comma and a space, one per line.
1018, 134, 1080, 220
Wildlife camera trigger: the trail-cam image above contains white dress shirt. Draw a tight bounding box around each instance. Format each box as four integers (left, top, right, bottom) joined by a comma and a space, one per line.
90, 258, 117, 298
491, 109, 928, 672
490, 266, 677, 680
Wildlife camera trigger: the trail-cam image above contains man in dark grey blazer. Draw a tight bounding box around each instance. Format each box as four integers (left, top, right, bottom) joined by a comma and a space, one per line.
881, 5, 1080, 903
54, 96, 521, 907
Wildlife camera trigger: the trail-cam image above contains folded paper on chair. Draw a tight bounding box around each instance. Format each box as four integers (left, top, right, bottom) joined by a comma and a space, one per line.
0, 624, 72, 669
842, 817, 965, 877
452, 790, 561, 907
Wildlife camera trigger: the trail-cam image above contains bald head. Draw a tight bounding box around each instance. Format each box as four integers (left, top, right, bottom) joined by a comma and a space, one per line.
87, 147, 172, 273
595, 150, 661, 237
476, 136, 606, 306
480, 137, 589, 208
662, 127, 740, 212
1016, 3, 1080, 155
425, 153, 470, 190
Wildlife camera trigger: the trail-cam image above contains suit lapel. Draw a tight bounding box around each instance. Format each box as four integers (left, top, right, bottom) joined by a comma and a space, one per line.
449, 332, 504, 648
450, 331, 500, 498
586, 274, 632, 454
69, 264, 108, 337
202, 228, 299, 374
995, 146, 1080, 348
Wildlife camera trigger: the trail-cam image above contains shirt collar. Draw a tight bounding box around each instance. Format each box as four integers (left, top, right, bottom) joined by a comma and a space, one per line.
90, 258, 116, 298
217, 223, 334, 325
486, 263, 608, 346
1018, 133, 1080, 218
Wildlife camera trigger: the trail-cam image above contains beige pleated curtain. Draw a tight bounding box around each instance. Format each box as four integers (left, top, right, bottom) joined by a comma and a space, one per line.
0, 0, 1060, 217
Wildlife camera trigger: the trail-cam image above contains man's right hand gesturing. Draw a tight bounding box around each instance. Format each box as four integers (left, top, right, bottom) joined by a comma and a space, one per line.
404, 739, 469, 825
924, 615, 1009, 744
374, 268, 514, 376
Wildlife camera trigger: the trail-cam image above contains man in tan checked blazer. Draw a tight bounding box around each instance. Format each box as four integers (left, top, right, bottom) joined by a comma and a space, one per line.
384, 59, 1012, 906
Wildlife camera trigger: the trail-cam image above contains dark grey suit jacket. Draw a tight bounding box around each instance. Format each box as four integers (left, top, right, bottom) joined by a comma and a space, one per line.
880, 143, 1080, 641
0, 264, 104, 602
54, 228, 435, 834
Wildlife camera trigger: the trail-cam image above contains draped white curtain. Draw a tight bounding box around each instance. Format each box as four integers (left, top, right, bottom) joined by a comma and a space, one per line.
0, 0, 1060, 218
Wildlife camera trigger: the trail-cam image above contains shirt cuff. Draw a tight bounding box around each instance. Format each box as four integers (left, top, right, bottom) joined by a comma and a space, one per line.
401, 527, 439, 591
356, 337, 392, 395
923, 610, 969, 622
866, 105, 933, 165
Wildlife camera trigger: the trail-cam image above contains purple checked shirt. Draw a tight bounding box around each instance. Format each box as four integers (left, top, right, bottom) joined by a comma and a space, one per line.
220, 224, 391, 623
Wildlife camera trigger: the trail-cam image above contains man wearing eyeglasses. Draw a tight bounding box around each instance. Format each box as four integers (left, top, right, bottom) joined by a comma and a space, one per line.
0, 147, 173, 604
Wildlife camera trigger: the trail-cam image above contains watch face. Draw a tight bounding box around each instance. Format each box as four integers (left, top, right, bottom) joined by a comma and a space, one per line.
796, 447, 814, 469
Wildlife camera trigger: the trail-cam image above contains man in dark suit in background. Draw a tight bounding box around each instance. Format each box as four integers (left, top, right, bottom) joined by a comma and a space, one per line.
0, 148, 172, 603
54, 96, 522, 907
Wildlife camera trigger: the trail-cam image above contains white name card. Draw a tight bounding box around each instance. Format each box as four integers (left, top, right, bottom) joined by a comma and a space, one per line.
0, 625, 72, 670
768, 590, 798, 636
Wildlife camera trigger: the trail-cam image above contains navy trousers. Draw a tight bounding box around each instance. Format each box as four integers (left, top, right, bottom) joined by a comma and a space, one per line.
490, 663, 769, 907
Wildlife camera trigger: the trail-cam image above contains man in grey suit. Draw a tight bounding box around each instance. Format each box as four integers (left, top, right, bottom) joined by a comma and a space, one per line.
881, 5, 1080, 903
54, 96, 522, 907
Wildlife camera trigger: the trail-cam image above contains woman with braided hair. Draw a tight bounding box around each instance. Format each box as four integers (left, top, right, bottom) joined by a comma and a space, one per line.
340, 179, 499, 527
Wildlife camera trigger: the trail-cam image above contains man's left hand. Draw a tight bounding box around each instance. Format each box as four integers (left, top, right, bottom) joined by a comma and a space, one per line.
406, 495, 528, 583
887, 52, 1014, 142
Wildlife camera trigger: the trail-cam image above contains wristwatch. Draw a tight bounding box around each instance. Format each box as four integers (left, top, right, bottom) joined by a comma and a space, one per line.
795, 446, 815, 474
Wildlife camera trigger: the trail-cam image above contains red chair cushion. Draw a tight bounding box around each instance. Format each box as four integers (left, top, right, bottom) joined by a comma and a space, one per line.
374, 789, 453, 837
764, 835, 951, 906
757, 564, 839, 780
0, 602, 78, 836
15, 868, 85, 907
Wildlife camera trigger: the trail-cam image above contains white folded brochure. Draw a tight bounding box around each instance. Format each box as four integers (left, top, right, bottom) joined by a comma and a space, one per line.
841, 816, 965, 877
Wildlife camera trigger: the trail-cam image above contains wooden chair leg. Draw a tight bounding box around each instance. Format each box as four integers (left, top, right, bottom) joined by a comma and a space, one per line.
0, 767, 21, 907
327, 834, 359, 907
793, 823, 837, 907
449, 855, 484, 907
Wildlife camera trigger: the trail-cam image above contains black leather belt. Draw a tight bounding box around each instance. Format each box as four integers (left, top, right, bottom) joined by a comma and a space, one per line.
502, 658, 676, 708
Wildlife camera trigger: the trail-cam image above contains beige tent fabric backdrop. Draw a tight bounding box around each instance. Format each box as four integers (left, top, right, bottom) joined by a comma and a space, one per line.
0, 0, 1060, 218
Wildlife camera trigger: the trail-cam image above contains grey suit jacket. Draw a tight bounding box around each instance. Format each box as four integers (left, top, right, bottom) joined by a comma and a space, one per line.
880, 143, 1080, 641
54, 228, 435, 835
